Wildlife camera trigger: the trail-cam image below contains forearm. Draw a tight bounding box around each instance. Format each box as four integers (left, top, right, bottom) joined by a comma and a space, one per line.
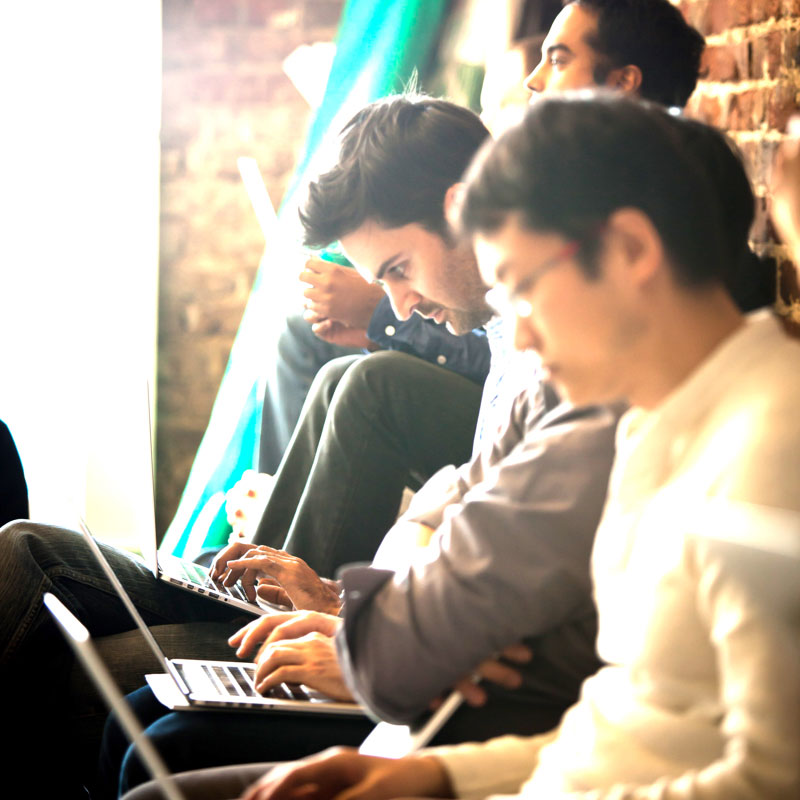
426, 732, 554, 800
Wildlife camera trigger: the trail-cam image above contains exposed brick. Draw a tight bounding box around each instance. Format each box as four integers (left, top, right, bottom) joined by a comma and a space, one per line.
702, 44, 739, 81
302, 0, 343, 29
159, 216, 189, 262
160, 147, 187, 180
686, 91, 726, 126
163, 30, 229, 68
751, 196, 781, 243
786, 28, 800, 69
752, 30, 785, 79
679, 0, 703, 32
752, 0, 782, 21
195, 0, 243, 26
732, 0, 754, 25
740, 139, 782, 187
231, 28, 307, 62
185, 72, 284, 103
779, 258, 800, 304
728, 88, 765, 130
247, 0, 294, 25
767, 83, 799, 130
161, 72, 192, 110
163, 0, 194, 30
706, 0, 741, 33
703, 0, 757, 29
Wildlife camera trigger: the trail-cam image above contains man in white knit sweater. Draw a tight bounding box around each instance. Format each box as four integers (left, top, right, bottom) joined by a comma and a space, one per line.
169, 95, 800, 800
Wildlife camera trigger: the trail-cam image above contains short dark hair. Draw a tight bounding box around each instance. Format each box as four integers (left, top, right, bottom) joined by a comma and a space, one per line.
300, 95, 491, 248
670, 116, 775, 311
570, 0, 705, 107
459, 92, 746, 290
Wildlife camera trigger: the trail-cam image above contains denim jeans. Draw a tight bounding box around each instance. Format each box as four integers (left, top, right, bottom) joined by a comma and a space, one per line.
0, 521, 247, 798
254, 350, 483, 577
123, 763, 274, 800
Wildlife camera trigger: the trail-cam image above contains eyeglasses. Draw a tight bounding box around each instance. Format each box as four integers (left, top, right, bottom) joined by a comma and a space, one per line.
485, 239, 582, 319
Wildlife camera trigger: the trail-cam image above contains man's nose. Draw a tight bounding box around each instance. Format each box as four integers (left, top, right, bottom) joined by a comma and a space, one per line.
385, 284, 422, 321
512, 313, 542, 354
524, 61, 545, 95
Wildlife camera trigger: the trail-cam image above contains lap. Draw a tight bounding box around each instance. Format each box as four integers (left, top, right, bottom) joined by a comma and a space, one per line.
123, 763, 274, 800
111, 687, 373, 795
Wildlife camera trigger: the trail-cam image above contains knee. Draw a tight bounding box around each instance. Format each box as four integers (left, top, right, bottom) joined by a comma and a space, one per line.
333, 350, 417, 406
0, 521, 79, 566
308, 354, 363, 404
0, 520, 43, 563
119, 742, 151, 796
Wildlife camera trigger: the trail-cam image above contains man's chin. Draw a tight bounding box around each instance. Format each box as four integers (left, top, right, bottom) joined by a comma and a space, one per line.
445, 307, 493, 335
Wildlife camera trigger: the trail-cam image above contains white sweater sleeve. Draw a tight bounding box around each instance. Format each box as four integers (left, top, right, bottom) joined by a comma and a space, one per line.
427, 731, 557, 800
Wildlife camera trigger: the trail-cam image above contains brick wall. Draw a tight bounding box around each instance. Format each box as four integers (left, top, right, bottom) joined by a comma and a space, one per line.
679, 0, 800, 322
156, 0, 344, 533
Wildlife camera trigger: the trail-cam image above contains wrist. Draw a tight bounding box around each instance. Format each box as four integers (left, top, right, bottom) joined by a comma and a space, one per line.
413, 755, 456, 798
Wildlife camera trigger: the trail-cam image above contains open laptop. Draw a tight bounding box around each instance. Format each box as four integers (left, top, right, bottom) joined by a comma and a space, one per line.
45, 592, 186, 800
95, 384, 275, 617
46, 590, 463, 781
79, 517, 360, 715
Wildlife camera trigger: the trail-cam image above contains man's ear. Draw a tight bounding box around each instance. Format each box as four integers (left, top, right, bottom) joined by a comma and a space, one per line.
605, 207, 664, 288
604, 64, 642, 95
444, 182, 467, 229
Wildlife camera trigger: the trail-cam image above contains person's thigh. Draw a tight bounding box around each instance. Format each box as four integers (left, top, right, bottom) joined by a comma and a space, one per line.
0, 521, 242, 668
280, 350, 483, 575
117, 696, 373, 795
74, 623, 246, 785
254, 354, 363, 550
0, 522, 247, 797
123, 763, 274, 800
259, 311, 361, 474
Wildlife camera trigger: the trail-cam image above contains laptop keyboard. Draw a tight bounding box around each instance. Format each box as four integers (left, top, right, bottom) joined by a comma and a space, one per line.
178, 560, 249, 603
177, 661, 311, 702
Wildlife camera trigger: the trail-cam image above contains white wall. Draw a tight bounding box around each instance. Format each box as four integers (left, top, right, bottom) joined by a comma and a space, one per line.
0, 2, 161, 542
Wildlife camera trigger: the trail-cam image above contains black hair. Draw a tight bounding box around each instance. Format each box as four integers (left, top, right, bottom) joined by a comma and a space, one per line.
665, 115, 775, 311
300, 95, 491, 248
570, 0, 705, 107
459, 92, 747, 290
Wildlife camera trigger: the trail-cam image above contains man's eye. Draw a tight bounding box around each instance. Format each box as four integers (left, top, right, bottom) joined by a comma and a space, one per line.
549, 56, 568, 67
386, 262, 408, 279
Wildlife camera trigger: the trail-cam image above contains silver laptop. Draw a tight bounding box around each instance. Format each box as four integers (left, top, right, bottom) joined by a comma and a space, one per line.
104, 384, 278, 617
44, 592, 186, 800
79, 518, 361, 716
45, 590, 462, 783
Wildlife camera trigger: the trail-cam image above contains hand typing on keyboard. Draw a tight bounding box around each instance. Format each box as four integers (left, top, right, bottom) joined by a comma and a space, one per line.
228, 610, 352, 701
209, 542, 342, 614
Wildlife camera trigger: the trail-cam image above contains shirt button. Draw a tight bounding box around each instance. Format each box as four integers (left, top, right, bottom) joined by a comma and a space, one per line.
436, 354, 447, 365
384, 325, 396, 336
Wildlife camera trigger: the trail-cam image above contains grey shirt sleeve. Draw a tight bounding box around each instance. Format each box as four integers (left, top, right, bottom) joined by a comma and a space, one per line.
335, 392, 623, 723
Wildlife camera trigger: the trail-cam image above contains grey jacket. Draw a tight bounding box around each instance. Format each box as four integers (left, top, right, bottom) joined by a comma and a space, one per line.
336, 382, 625, 723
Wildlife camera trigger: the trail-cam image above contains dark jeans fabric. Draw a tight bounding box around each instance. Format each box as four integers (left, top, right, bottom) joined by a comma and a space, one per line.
253, 350, 483, 577
0, 419, 28, 524
104, 685, 568, 798
123, 763, 274, 800
0, 522, 246, 799
258, 311, 361, 475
